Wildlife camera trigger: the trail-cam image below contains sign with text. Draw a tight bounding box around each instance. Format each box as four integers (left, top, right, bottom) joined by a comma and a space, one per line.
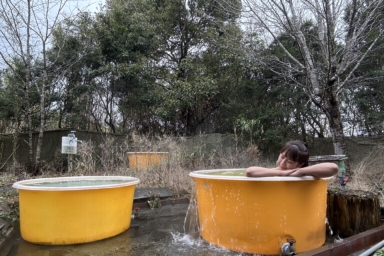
61, 136, 77, 154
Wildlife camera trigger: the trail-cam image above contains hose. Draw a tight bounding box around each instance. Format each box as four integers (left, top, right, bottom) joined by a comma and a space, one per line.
359, 240, 384, 256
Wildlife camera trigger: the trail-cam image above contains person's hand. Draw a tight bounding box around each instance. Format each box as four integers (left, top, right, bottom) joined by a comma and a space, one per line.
280, 169, 299, 176
286, 168, 302, 177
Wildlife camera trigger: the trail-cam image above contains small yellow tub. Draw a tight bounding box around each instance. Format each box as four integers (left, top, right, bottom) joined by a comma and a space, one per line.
128, 152, 168, 170
13, 176, 140, 245
190, 169, 332, 255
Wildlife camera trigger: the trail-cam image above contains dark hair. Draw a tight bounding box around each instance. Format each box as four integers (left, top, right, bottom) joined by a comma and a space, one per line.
280, 140, 309, 167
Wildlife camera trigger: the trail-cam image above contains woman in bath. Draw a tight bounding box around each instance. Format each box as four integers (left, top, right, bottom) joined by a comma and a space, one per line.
246, 140, 338, 178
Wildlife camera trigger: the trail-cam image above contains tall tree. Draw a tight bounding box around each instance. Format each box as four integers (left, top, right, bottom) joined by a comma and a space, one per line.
89, 0, 160, 133
0, 0, 87, 172
237, 0, 384, 174
90, 0, 244, 135
0, 0, 35, 170
350, 27, 384, 136
151, 0, 244, 135
48, 12, 101, 131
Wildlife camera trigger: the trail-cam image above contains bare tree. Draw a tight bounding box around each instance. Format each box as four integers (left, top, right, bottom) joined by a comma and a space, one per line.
0, 0, 34, 169
0, 0, 89, 173
236, 0, 384, 174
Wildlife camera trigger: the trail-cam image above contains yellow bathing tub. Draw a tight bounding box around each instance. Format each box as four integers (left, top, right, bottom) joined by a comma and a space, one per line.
189, 169, 332, 255
13, 176, 140, 245
127, 152, 168, 170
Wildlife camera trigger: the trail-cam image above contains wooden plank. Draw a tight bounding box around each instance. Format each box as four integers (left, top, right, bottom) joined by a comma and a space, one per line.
327, 188, 381, 237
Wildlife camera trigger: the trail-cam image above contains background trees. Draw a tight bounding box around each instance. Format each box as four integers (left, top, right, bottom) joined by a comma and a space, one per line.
239, 0, 384, 173
1, 0, 384, 172
0, 0, 93, 172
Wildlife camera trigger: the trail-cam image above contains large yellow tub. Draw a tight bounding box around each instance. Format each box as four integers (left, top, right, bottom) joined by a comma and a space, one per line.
189, 169, 331, 255
13, 176, 140, 245
128, 152, 168, 170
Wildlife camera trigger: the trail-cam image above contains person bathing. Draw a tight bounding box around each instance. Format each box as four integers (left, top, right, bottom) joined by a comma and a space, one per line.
246, 140, 338, 178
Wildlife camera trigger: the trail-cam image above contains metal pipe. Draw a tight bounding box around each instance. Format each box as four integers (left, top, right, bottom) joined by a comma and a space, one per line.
359, 240, 384, 256
281, 238, 296, 256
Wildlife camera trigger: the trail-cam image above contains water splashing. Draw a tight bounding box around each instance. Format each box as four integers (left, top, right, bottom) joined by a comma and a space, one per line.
325, 218, 333, 235
171, 232, 250, 255
171, 232, 203, 246
183, 188, 200, 239
333, 234, 344, 243
325, 218, 345, 244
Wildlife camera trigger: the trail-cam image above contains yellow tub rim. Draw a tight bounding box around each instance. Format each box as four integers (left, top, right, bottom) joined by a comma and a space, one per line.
12, 176, 140, 191
189, 168, 334, 181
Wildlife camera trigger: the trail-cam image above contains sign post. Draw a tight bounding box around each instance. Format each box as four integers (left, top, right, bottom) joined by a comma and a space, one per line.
61, 131, 81, 172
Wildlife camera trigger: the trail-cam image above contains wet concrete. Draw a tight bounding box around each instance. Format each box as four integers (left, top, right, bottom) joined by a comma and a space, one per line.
0, 202, 248, 256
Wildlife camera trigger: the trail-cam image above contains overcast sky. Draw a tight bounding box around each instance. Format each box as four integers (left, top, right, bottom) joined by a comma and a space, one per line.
66, 0, 105, 15
0, 0, 106, 71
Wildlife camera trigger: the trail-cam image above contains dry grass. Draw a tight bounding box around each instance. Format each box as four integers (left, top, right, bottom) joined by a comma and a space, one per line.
0, 133, 262, 197
346, 144, 384, 204
2, 134, 383, 204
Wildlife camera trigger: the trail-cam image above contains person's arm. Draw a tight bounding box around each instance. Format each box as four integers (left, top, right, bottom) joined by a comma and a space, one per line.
245, 167, 297, 177
288, 163, 338, 178
245, 163, 338, 178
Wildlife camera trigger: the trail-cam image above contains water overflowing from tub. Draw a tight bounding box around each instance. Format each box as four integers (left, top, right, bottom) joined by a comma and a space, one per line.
333, 235, 344, 243
183, 187, 200, 239
170, 232, 250, 255
324, 218, 344, 244
326, 218, 333, 235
